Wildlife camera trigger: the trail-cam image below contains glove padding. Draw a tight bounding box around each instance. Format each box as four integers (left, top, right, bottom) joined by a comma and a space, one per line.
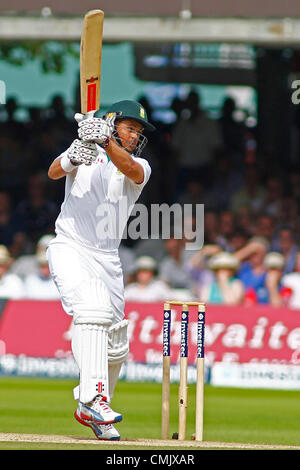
67, 139, 98, 166
76, 112, 116, 147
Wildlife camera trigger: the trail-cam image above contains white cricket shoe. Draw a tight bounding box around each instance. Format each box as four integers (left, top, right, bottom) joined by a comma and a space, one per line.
78, 395, 123, 425
74, 409, 120, 441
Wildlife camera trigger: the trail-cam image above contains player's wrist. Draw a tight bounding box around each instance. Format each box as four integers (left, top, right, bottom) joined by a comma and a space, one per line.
60, 153, 79, 172
99, 137, 110, 148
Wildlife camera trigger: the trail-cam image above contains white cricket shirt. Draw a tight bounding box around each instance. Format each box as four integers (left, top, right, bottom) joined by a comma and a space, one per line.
54, 146, 151, 250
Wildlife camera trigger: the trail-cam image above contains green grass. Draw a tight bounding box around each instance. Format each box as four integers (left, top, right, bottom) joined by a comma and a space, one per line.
0, 377, 300, 449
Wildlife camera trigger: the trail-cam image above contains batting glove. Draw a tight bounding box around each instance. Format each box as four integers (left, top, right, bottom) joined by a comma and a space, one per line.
75, 112, 116, 147
67, 139, 99, 166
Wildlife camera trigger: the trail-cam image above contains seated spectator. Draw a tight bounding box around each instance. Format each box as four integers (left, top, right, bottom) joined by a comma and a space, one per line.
1, 96, 26, 140
229, 165, 266, 214
254, 214, 276, 245
0, 134, 25, 195
177, 178, 206, 206
227, 227, 250, 252
203, 151, 244, 211
134, 238, 166, 264
272, 226, 298, 274
234, 206, 256, 237
264, 175, 284, 217
118, 243, 136, 286
12, 173, 59, 253
0, 191, 26, 258
217, 211, 236, 251
124, 256, 171, 302
0, 245, 24, 299
281, 252, 300, 309
199, 252, 244, 305
10, 234, 55, 280
263, 252, 285, 307
203, 210, 223, 245
159, 237, 194, 290
23, 250, 60, 300
277, 197, 299, 230
234, 236, 269, 303
289, 171, 300, 209
185, 244, 219, 299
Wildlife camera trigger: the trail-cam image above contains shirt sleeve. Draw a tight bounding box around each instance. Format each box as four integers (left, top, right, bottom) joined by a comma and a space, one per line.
129, 156, 152, 190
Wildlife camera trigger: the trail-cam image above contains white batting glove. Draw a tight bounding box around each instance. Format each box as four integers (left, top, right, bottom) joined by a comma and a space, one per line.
67, 139, 99, 166
76, 112, 116, 147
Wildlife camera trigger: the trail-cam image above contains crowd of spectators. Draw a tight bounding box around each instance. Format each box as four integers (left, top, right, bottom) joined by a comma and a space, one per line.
0, 90, 299, 309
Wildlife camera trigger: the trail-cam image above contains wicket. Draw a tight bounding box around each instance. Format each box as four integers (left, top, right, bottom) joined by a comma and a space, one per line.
162, 301, 206, 441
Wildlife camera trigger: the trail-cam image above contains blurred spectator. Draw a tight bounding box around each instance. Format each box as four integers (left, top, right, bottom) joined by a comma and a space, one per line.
227, 227, 250, 252
277, 196, 299, 229
0, 134, 25, 194
28, 129, 66, 173
263, 252, 285, 307
281, 252, 300, 309
218, 96, 246, 164
39, 95, 76, 170
254, 214, 276, 244
203, 211, 237, 251
203, 210, 228, 246
119, 243, 136, 286
25, 107, 45, 135
289, 171, 300, 210
178, 178, 209, 207
171, 90, 222, 196
229, 165, 266, 214
1, 97, 26, 140
124, 256, 171, 302
272, 226, 298, 274
234, 236, 270, 303
218, 211, 236, 250
45, 94, 75, 135
186, 244, 219, 299
264, 175, 284, 217
159, 237, 194, 290
23, 250, 60, 300
203, 150, 244, 211
234, 206, 256, 236
12, 173, 59, 253
10, 234, 55, 279
0, 245, 24, 299
0, 191, 25, 258
199, 252, 244, 305
170, 96, 185, 126
134, 238, 166, 264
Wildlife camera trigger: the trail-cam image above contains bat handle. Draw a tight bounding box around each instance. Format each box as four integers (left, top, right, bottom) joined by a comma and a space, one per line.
84, 110, 96, 120
74, 110, 95, 123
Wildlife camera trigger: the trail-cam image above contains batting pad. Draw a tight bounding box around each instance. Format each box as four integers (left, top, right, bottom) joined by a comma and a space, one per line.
72, 278, 113, 404
72, 323, 110, 403
107, 319, 129, 400
108, 319, 129, 365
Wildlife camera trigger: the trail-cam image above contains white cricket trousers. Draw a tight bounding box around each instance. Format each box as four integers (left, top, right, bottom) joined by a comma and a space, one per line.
47, 234, 125, 325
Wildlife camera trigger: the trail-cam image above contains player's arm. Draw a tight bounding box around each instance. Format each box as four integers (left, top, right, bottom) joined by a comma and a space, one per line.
48, 156, 75, 180
48, 139, 98, 180
105, 139, 144, 184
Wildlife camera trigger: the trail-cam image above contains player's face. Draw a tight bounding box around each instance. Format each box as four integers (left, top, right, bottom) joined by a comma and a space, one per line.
115, 119, 144, 152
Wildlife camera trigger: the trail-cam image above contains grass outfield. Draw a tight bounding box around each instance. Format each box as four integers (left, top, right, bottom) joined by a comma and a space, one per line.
0, 377, 300, 450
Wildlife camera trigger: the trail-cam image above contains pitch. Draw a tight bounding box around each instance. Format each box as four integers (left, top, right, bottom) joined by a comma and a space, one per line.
0, 377, 300, 450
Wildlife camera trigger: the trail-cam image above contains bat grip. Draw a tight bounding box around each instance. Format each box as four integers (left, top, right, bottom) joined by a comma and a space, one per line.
84, 110, 95, 120
74, 110, 95, 124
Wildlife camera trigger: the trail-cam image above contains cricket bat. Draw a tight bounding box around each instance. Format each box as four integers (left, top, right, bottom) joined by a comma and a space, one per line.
80, 9, 104, 116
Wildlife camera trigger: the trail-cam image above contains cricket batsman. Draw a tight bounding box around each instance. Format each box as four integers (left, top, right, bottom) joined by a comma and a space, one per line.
47, 100, 154, 440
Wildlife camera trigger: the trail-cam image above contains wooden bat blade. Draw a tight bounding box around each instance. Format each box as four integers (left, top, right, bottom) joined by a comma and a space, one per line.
80, 9, 104, 115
